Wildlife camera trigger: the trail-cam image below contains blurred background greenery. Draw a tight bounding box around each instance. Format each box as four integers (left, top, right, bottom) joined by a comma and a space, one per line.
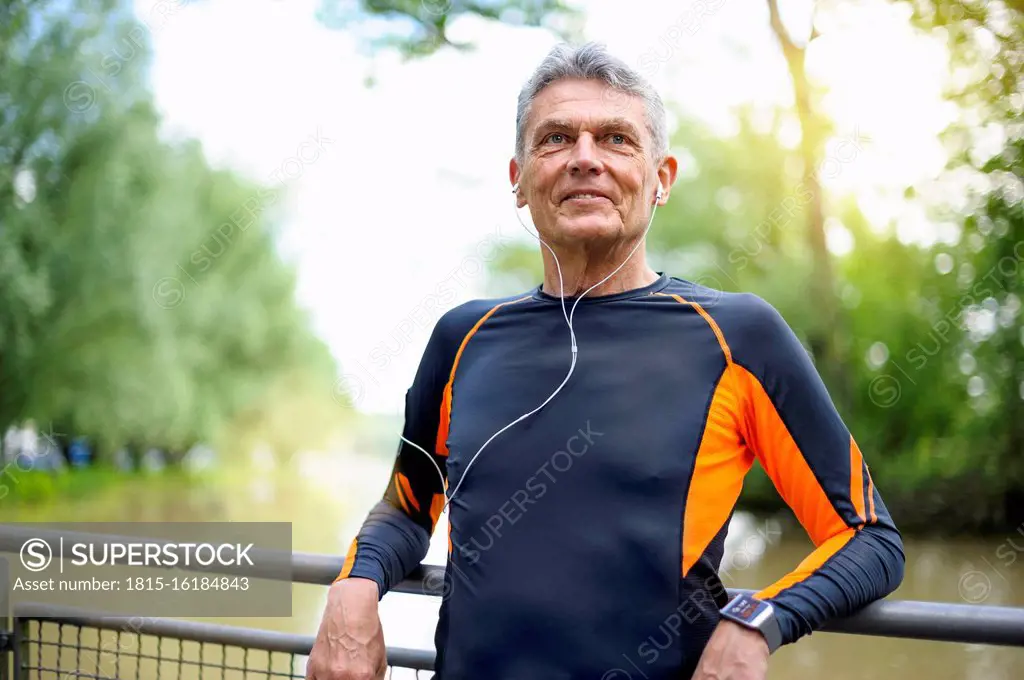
487, 1, 1024, 535
1, 1, 1023, 677
3, 0, 1021, 531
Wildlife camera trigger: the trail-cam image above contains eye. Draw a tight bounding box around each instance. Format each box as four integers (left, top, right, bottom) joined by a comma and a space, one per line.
609, 134, 627, 145
545, 133, 568, 144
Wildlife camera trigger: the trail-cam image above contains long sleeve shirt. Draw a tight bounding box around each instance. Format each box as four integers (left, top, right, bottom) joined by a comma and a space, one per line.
336, 273, 906, 680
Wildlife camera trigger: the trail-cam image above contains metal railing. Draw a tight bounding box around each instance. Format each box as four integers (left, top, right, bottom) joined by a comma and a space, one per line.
1, 527, 1023, 679
5, 602, 434, 679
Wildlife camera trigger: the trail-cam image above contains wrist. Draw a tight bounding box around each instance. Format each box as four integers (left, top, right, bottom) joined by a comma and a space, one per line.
719, 619, 769, 653
332, 576, 380, 601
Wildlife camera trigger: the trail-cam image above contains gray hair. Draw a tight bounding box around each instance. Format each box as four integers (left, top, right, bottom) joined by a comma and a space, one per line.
514, 42, 669, 164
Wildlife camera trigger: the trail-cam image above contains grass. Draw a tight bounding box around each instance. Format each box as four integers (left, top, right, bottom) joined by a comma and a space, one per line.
0, 464, 211, 507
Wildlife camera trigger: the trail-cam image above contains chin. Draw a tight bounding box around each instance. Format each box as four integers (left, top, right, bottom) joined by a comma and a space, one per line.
553, 214, 622, 242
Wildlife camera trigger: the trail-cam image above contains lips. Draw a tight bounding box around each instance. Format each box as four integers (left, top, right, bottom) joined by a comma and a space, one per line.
560, 189, 611, 203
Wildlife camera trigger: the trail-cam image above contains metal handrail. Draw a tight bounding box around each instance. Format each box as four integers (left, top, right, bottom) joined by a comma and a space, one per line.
296, 554, 1024, 648
3, 526, 1024, 648
10, 602, 435, 670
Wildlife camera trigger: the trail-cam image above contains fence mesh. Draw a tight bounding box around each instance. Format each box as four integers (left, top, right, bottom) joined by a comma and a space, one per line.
13, 618, 432, 680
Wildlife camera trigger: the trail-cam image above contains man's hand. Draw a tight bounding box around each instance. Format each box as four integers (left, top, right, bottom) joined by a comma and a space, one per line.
692, 619, 770, 680
306, 578, 387, 680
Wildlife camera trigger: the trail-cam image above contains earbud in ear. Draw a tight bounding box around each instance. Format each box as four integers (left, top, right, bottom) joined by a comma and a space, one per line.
655, 187, 664, 202
512, 183, 520, 193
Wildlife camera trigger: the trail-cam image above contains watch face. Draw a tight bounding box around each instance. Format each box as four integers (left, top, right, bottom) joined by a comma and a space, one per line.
725, 595, 767, 622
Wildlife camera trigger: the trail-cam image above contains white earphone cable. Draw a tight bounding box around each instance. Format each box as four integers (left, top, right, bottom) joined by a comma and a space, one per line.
400, 185, 663, 515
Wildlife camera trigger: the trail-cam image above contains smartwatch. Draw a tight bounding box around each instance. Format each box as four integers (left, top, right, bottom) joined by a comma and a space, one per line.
719, 593, 783, 654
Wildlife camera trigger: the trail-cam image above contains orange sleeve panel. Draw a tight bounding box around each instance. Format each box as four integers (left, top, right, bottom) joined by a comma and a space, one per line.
681, 363, 755, 577
732, 358, 865, 600
665, 292, 754, 579
336, 295, 532, 593
676, 291, 870, 595
735, 363, 855, 546
741, 358, 859, 598
698, 293, 903, 644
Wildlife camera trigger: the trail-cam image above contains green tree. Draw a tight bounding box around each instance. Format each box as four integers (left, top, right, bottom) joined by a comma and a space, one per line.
874, 0, 1024, 528
765, 0, 851, 410
1, 0, 344, 463
1, 0, 591, 466
316, 0, 579, 57
484, 1, 1024, 532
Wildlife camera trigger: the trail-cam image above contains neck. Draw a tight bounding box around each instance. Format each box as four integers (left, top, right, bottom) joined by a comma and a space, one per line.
539, 239, 659, 298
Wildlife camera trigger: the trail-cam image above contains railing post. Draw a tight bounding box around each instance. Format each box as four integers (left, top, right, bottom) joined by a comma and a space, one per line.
0, 619, 9, 680
10, 617, 26, 680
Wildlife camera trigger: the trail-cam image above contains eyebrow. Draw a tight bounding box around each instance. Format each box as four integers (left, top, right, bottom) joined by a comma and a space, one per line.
531, 117, 646, 144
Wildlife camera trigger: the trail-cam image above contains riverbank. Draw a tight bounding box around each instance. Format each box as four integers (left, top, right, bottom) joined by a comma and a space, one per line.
0, 465, 215, 509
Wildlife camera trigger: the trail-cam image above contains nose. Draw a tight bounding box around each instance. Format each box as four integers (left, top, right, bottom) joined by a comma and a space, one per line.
566, 133, 604, 177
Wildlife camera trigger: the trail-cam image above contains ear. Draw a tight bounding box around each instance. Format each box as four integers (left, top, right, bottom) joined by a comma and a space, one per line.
509, 157, 527, 208
655, 153, 678, 206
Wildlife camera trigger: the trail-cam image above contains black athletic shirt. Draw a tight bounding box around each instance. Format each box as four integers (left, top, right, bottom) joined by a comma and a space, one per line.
336, 273, 905, 679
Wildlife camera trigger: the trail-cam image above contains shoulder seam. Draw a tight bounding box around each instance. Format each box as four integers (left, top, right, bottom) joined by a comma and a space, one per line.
654, 292, 733, 365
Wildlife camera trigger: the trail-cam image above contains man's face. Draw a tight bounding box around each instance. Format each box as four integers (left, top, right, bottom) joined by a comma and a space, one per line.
510, 78, 674, 246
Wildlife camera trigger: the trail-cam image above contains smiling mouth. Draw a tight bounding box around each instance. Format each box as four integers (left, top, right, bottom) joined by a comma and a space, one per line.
562, 193, 610, 203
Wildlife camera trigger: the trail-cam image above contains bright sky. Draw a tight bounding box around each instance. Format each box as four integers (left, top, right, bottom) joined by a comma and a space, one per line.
136, 0, 955, 415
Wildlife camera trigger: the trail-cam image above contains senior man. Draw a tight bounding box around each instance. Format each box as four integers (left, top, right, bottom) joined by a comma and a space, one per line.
307, 42, 905, 680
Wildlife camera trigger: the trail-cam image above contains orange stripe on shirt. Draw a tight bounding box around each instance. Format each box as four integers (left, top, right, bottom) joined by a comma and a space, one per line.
334, 538, 358, 582
397, 472, 421, 512
735, 364, 849, 547
659, 291, 746, 577
866, 466, 877, 524
657, 293, 732, 363
682, 364, 755, 577
755, 529, 856, 599
435, 296, 531, 456
393, 474, 412, 514
661, 292, 857, 598
436, 385, 454, 457
849, 437, 866, 524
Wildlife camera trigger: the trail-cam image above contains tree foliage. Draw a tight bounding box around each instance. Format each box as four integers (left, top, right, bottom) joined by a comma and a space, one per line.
0, 0, 343, 462
0, 0, 590, 465
486, 1, 1024, 532
315, 0, 580, 58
